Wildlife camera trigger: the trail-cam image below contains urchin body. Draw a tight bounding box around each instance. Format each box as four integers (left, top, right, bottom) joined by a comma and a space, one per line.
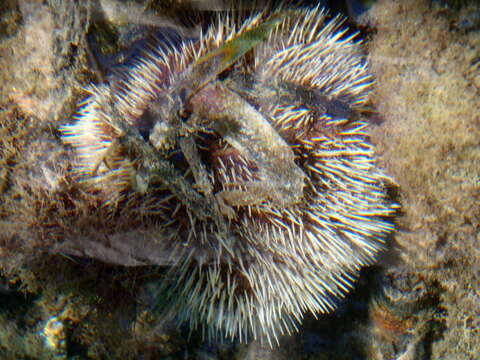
61, 5, 396, 345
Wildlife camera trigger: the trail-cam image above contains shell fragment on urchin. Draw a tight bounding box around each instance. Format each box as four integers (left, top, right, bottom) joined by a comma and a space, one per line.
61, 5, 397, 346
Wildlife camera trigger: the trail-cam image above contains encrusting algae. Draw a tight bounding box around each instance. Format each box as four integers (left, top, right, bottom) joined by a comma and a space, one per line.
364, 0, 480, 358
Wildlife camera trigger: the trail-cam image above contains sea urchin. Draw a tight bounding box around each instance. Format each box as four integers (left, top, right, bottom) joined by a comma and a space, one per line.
61, 4, 397, 345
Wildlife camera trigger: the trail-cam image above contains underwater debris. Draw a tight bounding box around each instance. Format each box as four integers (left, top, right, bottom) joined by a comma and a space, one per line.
42, 316, 66, 353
